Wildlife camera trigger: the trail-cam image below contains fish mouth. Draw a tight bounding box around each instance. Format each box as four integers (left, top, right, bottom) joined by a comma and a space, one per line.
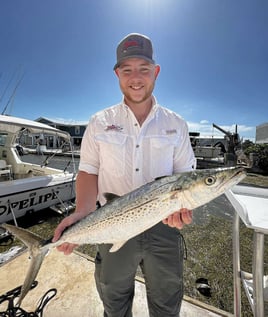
219, 167, 246, 191
230, 167, 246, 181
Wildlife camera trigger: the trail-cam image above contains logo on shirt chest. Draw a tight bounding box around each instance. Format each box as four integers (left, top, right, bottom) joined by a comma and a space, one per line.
105, 124, 123, 132
165, 129, 177, 135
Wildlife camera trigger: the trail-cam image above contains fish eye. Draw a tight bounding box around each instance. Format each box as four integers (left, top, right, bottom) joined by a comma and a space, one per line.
205, 176, 216, 186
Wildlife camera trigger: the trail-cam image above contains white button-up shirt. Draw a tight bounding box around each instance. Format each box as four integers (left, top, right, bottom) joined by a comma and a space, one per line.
79, 98, 196, 205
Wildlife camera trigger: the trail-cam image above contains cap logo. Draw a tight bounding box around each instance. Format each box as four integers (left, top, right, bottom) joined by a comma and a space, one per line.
123, 38, 143, 52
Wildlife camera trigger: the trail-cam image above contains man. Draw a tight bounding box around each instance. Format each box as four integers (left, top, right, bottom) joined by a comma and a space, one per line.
53, 33, 196, 317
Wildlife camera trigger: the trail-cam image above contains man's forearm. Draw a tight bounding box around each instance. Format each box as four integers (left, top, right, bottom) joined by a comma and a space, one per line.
75, 171, 98, 216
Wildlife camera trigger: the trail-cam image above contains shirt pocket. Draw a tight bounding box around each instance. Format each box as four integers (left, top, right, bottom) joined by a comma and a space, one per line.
150, 135, 178, 179
95, 133, 127, 177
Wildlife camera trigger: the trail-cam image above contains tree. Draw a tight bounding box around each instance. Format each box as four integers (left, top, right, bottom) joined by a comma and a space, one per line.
243, 142, 268, 174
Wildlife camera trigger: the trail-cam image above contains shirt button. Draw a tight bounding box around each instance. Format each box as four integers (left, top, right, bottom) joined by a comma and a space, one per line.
136, 144, 139, 148
134, 123, 138, 126
135, 168, 139, 172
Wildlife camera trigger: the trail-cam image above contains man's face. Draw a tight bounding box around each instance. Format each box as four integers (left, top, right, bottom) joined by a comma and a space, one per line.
115, 58, 160, 106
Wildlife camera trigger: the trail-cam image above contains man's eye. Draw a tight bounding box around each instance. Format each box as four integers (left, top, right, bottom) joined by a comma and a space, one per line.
141, 68, 149, 73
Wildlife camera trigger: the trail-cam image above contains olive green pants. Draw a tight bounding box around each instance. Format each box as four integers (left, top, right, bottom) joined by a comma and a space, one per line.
94, 222, 184, 317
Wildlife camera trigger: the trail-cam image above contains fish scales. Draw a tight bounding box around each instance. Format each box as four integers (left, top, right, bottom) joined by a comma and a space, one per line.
1, 166, 246, 306
59, 179, 177, 242
59, 180, 181, 245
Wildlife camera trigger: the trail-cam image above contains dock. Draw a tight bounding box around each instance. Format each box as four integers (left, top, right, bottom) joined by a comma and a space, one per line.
0, 249, 232, 317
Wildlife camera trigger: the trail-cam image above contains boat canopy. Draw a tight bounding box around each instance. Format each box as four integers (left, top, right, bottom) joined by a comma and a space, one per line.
0, 115, 71, 140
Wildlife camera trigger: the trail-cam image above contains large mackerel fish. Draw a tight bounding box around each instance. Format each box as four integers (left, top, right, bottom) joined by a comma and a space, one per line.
1, 166, 245, 306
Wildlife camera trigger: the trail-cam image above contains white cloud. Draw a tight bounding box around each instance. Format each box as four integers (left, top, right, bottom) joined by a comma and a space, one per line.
200, 120, 209, 124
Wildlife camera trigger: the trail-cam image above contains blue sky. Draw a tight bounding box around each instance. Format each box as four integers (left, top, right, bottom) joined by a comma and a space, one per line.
0, 0, 267, 141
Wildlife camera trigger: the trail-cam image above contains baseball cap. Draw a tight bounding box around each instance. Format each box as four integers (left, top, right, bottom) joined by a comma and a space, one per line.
114, 33, 155, 70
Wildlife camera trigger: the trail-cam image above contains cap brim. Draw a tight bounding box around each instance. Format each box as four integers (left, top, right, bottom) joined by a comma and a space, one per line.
113, 56, 155, 70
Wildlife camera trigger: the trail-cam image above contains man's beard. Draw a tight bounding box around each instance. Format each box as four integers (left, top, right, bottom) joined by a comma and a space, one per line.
121, 83, 155, 105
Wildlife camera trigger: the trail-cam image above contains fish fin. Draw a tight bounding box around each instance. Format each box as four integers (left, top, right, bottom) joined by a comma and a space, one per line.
103, 193, 120, 203
109, 241, 127, 252
1, 223, 45, 248
1, 223, 48, 306
17, 246, 48, 306
154, 175, 168, 181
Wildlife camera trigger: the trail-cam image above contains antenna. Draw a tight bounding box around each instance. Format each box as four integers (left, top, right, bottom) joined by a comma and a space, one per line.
1, 70, 25, 115
0, 69, 17, 106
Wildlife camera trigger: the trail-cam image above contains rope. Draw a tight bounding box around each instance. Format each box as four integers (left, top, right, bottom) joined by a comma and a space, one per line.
0, 282, 57, 317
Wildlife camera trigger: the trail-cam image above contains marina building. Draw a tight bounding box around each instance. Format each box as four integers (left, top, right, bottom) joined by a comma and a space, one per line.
35, 117, 88, 148
256, 122, 268, 144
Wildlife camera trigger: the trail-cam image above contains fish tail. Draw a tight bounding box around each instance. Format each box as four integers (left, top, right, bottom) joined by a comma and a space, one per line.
1, 223, 49, 306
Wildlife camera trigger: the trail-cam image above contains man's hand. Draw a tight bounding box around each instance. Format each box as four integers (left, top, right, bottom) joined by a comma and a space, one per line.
162, 208, 193, 229
52, 212, 85, 255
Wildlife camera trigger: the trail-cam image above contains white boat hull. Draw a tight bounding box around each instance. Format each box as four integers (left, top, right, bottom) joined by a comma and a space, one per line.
0, 174, 75, 223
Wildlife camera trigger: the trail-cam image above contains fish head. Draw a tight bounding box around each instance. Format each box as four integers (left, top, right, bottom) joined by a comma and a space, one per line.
169, 167, 246, 209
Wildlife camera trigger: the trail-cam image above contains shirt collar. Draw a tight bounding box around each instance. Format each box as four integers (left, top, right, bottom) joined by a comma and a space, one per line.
121, 95, 159, 118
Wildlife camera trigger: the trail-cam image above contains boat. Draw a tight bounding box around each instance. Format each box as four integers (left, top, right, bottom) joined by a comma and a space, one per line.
190, 124, 251, 169
0, 248, 232, 317
0, 114, 76, 224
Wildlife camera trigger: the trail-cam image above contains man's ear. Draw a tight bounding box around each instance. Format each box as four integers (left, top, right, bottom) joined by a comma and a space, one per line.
155, 65, 160, 79
114, 68, 119, 78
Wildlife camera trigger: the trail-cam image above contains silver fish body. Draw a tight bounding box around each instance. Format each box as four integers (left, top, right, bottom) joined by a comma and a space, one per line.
1, 166, 246, 305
